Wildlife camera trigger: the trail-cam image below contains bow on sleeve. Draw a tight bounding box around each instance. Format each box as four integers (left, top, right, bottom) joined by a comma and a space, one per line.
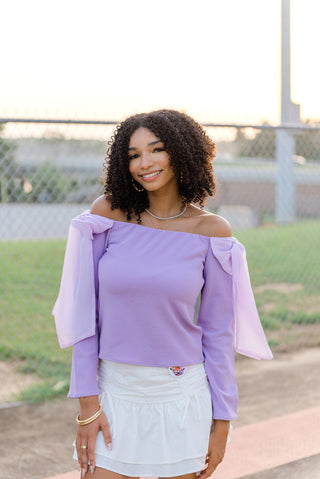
52, 210, 114, 348
210, 237, 273, 360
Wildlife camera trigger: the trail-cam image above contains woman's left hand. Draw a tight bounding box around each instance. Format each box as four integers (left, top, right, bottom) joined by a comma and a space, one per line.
198, 419, 230, 478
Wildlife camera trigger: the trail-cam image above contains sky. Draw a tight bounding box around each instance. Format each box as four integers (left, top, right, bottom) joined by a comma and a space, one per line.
1, 0, 319, 125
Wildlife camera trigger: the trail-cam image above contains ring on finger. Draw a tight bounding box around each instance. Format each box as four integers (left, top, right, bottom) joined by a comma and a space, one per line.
80, 445, 88, 449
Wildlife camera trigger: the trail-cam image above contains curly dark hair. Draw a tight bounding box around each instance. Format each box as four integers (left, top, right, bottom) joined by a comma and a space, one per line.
103, 109, 216, 221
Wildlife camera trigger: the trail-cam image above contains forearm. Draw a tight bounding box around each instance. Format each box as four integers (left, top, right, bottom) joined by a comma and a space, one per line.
78, 395, 100, 418
211, 419, 230, 437
199, 418, 230, 477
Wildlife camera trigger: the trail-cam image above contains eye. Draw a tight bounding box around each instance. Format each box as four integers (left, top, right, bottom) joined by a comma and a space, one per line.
128, 153, 139, 161
153, 147, 165, 153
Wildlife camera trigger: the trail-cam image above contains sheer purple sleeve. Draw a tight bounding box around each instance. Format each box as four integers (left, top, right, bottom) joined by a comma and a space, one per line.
52, 210, 113, 397
52, 211, 113, 348
210, 238, 273, 360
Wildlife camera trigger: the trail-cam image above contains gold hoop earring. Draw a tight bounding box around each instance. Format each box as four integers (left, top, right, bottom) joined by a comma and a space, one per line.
131, 178, 144, 192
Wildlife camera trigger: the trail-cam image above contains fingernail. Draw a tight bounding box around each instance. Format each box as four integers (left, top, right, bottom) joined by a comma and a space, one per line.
107, 442, 112, 450
90, 466, 95, 474
82, 468, 86, 478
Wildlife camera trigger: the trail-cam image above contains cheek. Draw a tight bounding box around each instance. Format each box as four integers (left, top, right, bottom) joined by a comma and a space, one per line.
164, 154, 172, 168
167, 157, 175, 173
128, 161, 136, 175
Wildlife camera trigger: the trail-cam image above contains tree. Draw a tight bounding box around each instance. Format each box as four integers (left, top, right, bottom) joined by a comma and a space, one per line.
26, 163, 69, 203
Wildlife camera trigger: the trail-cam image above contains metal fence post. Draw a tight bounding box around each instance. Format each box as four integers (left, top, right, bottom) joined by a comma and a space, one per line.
276, 0, 299, 224
276, 128, 295, 223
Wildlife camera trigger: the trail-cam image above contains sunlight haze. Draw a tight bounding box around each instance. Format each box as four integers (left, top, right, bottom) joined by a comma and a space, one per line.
1, 0, 319, 123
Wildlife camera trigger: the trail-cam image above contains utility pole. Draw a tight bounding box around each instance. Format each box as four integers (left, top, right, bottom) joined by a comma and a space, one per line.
276, 0, 300, 223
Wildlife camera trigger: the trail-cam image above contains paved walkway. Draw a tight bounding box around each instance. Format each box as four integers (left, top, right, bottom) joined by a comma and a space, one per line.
214, 406, 320, 478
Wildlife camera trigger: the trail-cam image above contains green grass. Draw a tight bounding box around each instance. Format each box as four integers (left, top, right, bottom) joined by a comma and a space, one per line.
0, 220, 319, 402
0, 239, 71, 401
236, 220, 320, 291
235, 220, 320, 329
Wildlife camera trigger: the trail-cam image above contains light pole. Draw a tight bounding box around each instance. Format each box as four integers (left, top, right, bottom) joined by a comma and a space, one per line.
276, 0, 300, 224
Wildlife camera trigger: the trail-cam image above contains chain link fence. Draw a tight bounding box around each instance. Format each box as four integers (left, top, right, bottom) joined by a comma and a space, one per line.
1, 119, 320, 238
0, 117, 319, 404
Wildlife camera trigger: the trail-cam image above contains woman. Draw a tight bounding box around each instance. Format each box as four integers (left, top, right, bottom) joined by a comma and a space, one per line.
53, 109, 273, 479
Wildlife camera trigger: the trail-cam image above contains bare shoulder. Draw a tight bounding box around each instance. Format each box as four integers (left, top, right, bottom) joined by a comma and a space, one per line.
198, 212, 232, 238
91, 195, 127, 221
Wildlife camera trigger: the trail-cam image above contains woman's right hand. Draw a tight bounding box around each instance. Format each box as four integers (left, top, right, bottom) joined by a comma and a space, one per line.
76, 397, 112, 476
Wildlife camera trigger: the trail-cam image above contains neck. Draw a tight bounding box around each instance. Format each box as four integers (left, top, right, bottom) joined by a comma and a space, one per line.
147, 189, 184, 217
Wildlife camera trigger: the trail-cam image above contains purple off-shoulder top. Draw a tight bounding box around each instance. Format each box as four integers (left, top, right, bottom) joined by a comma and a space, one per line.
53, 211, 273, 420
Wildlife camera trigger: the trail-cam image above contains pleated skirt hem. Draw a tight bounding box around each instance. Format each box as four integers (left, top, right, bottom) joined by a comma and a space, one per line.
93, 454, 206, 477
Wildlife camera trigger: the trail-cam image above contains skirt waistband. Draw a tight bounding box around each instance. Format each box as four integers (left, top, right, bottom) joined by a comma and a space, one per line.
97, 360, 212, 436
98, 360, 208, 403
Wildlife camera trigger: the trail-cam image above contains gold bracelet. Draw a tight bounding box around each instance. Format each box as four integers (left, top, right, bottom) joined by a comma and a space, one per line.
76, 405, 103, 426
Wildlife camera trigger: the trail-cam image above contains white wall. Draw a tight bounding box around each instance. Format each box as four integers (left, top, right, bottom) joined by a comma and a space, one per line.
0, 204, 89, 240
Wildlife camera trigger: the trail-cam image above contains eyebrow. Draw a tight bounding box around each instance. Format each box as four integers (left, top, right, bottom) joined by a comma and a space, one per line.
128, 140, 163, 151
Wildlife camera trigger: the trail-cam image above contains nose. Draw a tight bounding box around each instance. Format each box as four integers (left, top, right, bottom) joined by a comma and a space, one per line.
141, 152, 153, 169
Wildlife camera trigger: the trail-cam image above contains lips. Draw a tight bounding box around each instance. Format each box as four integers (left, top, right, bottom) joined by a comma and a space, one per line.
139, 170, 162, 180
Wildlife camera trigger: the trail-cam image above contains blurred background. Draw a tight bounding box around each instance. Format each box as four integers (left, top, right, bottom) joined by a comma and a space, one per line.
0, 0, 319, 429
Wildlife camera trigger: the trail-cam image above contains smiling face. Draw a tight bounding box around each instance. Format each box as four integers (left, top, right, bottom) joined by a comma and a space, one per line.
128, 127, 177, 192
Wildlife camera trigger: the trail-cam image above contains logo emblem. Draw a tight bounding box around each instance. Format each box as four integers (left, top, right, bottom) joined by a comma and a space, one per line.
168, 366, 187, 377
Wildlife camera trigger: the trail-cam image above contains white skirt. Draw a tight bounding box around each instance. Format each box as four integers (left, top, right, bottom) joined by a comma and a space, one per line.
73, 360, 212, 477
